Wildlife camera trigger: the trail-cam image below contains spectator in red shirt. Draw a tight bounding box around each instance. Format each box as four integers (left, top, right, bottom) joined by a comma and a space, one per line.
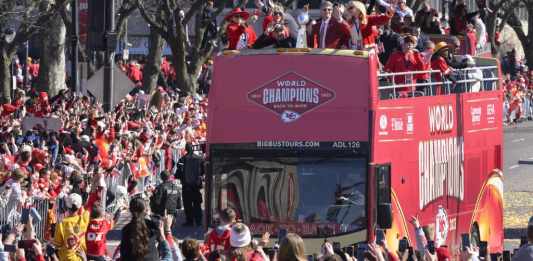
205, 208, 237, 255
128, 61, 143, 84
465, 23, 477, 56
86, 205, 115, 261
30, 92, 52, 117
345, 0, 394, 50
385, 35, 424, 94
28, 57, 40, 80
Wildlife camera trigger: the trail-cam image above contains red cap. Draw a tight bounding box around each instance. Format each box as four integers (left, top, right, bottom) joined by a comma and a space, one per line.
64, 146, 74, 155
34, 163, 44, 172
39, 92, 48, 101
436, 246, 451, 261
127, 121, 141, 129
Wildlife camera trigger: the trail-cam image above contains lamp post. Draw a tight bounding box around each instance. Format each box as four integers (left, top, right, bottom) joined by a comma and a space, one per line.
103, 0, 116, 112
22, 41, 28, 89
71, 0, 80, 93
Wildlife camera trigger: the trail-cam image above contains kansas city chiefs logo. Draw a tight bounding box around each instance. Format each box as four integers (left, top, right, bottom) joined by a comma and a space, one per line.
248, 72, 335, 122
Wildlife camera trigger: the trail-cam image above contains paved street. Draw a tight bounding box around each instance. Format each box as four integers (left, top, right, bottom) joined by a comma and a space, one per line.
502, 120, 533, 250
504, 120, 533, 192
503, 120, 533, 227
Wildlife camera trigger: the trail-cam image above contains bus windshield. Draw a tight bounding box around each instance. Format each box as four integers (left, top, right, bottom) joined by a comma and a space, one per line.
210, 156, 367, 237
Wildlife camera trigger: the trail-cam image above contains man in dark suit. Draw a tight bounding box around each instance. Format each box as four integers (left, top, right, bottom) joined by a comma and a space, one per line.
176, 143, 205, 227
308, 1, 350, 49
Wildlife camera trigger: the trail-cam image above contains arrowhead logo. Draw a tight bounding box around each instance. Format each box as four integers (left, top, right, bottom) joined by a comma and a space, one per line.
248, 72, 336, 122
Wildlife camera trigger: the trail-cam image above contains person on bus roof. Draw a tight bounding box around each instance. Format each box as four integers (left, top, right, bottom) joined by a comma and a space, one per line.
431, 42, 457, 95
345, 0, 394, 50
262, 4, 285, 34
225, 8, 257, 50
446, 36, 468, 69
253, 23, 296, 49
307, 1, 351, 49
414, 40, 434, 93
384, 35, 424, 95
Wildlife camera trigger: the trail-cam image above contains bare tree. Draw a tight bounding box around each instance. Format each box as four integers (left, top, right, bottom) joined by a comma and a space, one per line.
0, 0, 69, 103
485, 0, 532, 68
142, 24, 164, 93
59, 0, 137, 76
135, 0, 233, 94
37, 0, 67, 97
505, 1, 532, 69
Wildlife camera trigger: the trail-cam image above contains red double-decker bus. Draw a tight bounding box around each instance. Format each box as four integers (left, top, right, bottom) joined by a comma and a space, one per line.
206, 48, 504, 255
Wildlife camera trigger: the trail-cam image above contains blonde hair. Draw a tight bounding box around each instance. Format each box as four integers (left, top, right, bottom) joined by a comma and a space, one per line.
272, 4, 284, 14
348, 1, 367, 24
278, 233, 307, 261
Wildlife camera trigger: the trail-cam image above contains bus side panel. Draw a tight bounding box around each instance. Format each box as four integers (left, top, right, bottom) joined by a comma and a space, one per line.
371, 91, 503, 254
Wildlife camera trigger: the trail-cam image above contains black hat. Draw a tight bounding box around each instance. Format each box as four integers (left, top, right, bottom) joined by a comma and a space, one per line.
297, 0, 311, 8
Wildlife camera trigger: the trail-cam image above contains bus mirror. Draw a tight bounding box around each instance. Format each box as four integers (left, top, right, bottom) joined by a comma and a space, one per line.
376, 165, 391, 204
376, 164, 391, 229
377, 203, 392, 229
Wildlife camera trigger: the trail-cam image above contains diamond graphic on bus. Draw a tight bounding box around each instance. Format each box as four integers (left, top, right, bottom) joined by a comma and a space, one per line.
248, 72, 335, 122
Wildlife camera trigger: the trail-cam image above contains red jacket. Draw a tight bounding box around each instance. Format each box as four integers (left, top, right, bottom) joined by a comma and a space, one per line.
347, 14, 392, 48
431, 56, 451, 95
226, 22, 244, 50
308, 18, 350, 49
466, 29, 477, 55
128, 65, 142, 83
263, 15, 274, 32
385, 50, 424, 86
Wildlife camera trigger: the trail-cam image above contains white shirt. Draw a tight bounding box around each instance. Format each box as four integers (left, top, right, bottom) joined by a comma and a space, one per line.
468, 67, 483, 92
474, 18, 487, 48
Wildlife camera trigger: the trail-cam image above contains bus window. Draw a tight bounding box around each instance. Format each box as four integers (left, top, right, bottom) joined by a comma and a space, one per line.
211, 157, 367, 237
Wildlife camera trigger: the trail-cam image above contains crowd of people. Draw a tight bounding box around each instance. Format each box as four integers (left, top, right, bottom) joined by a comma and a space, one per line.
0, 0, 532, 260
222, 0, 509, 96
501, 49, 533, 125
0, 62, 210, 260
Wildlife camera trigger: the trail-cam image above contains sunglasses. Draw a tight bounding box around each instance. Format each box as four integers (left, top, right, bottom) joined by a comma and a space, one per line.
322, 8, 332, 11
273, 12, 283, 16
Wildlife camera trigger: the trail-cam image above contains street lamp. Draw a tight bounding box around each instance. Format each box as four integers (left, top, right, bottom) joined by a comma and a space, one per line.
71, 0, 80, 93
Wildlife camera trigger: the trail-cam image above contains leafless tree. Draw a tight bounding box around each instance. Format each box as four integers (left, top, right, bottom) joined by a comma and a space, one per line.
0, 0, 69, 103
135, 0, 234, 94
485, 0, 532, 68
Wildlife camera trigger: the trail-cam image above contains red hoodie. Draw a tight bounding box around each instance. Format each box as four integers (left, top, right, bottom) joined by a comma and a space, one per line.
205, 225, 232, 253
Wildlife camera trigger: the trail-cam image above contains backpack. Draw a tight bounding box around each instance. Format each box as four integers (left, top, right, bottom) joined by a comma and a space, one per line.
150, 182, 181, 215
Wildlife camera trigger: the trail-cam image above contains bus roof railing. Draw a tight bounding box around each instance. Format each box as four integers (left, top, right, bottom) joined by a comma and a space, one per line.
377, 66, 499, 99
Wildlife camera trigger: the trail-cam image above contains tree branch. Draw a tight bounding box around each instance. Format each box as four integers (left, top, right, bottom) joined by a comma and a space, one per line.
115, 0, 137, 37
135, 0, 169, 38
11, 0, 69, 48
507, 12, 528, 47
183, 0, 206, 26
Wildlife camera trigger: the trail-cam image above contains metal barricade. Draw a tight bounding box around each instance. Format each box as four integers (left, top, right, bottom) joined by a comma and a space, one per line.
0, 199, 20, 230
32, 198, 50, 240
0, 198, 50, 241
